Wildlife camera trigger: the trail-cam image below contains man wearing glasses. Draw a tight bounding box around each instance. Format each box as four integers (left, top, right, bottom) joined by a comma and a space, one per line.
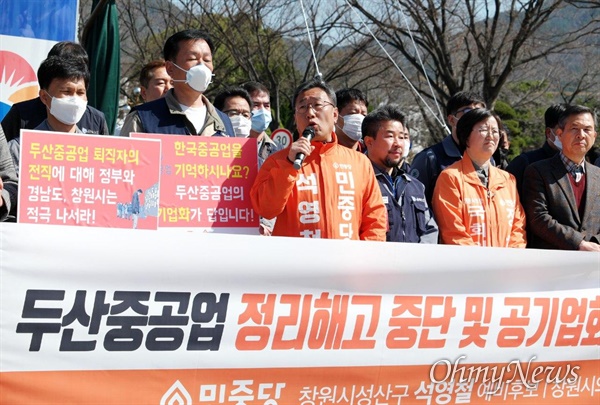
410, 91, 486, 206
213, 86, 281, 236
213, 87, 254, 138
250, 79, 387, 240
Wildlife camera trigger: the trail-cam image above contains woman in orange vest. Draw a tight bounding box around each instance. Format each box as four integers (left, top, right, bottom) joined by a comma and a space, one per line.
432, 109, 526, 247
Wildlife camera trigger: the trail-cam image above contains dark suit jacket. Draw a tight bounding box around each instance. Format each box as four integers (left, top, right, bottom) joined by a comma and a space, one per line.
506, 141, 558, 198
523, 154, 600, 250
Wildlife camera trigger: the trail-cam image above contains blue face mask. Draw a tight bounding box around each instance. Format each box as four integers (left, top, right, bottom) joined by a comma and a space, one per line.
251, 108, 272, 132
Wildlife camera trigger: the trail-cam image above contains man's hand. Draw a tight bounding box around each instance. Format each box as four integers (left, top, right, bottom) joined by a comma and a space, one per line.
287, 136, 314, 164
578, 240, 600, 252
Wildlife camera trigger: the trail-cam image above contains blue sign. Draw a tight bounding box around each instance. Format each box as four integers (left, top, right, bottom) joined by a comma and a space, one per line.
0, 0, 78, 41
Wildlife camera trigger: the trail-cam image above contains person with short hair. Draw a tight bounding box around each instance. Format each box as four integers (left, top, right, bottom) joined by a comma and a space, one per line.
335, 88, 369, 151
506, 103, 567, 196
363, 104, 438, 243
250, 79, 386, 240
48, 41, 90, 64
1, 41, 108, 141
120, 29, 234, 137
213, 87, 253, 138
522, 105, 600, 251
214, 86, 280, 236
8, 56, 90, 175
410, 91, 486, 205
241, 81, 282, 167
432, 109, 526, 247
139, 59, 172, 103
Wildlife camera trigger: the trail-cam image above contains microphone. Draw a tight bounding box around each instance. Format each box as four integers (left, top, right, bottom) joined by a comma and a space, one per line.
293, 126, 315, 170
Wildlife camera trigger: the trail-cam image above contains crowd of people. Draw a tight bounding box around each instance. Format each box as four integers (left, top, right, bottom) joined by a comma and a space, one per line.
1, 28, 598, 251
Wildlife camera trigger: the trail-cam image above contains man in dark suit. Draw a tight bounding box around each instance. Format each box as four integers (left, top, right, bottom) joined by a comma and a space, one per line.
523, 105, 600, 251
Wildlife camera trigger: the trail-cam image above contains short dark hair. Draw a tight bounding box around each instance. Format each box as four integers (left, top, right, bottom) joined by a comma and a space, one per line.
544, 103, 568, 128
241, 81, 270, 97
456, 109, 498, 153
213, 87, 253, 111
362, 104, 407, 141
557, 104, 597, 129
446, 91, 486, 116
37, 56, 90, 90
292, 78, 336, 110
163, 29, 214, 62
139, 59, 167, 88
47, 41, 89, 65
336, 88, 368, 111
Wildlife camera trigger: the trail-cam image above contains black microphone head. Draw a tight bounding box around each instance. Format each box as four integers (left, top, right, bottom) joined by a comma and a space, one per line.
302, 126, 315, 140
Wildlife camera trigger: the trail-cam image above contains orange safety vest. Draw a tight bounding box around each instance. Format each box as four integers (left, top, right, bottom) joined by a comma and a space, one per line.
251, 133, 386, 240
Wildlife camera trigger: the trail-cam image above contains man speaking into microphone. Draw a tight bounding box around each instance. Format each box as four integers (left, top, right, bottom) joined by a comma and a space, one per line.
250, 79, 386, 240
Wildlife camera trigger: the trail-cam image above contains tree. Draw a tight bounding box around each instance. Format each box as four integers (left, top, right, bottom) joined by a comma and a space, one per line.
347, 0, 599, 142
78, 0, 598, 147
111, 0, 399, 131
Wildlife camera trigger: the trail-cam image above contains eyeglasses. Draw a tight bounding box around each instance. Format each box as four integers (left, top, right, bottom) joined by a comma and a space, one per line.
477, 127, 500, 137
223, 109, 251, 119
295, 100, 335, 114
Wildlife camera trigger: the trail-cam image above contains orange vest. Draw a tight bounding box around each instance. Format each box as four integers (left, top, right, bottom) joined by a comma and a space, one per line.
251, 133, 386, 240
432, 156, 526, 247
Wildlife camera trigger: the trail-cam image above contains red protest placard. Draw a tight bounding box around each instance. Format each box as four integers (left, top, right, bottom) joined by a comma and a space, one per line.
17, 130, 161, 229
131, 134, 259, 230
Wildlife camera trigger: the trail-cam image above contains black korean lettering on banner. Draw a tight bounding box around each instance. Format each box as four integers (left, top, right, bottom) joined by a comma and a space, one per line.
187, 292, 229, 351
146, 292, 191, 351
16, 289, 232, 353
59, 290, 110, 352
16, 289, 65, 351
104, 291, 150, 351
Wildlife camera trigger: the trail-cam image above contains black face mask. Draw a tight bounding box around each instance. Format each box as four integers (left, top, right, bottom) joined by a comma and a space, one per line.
498, 147, 509, 158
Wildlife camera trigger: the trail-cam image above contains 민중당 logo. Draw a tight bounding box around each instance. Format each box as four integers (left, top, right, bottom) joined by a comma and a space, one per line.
0, 50, 39, 120
160, 380, 192, 405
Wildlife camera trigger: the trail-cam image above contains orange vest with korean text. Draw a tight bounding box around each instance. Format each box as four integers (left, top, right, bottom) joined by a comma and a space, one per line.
250, 133, 386, 240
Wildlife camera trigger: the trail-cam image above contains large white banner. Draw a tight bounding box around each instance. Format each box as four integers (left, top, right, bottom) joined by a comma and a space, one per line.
0, 223, 598, 404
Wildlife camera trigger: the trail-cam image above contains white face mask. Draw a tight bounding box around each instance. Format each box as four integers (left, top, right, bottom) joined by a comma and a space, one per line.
550, 129, 563, 151
172, 62, 212, 93
229, 115, 252, 138
46, 91, 87, 125
402, 139, 411, 159
341, 114, 364, 141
